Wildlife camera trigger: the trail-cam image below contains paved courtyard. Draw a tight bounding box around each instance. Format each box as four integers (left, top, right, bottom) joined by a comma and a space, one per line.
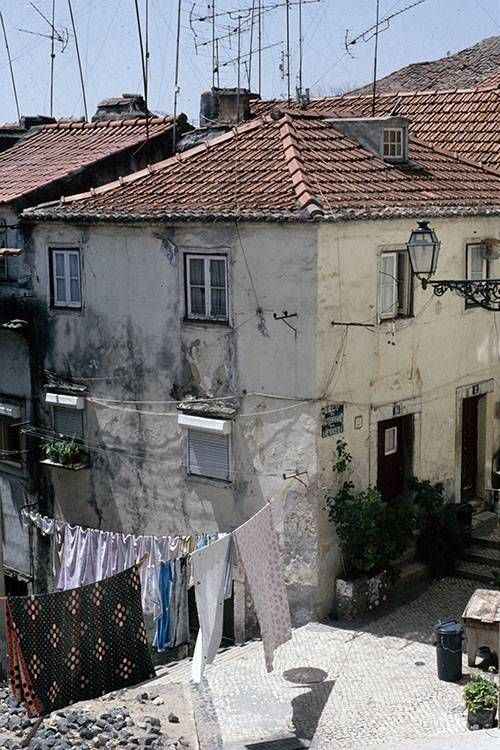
157, 577, 496, 749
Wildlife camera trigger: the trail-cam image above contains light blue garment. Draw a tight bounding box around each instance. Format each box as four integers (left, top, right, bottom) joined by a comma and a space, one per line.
153, 561, 173, 651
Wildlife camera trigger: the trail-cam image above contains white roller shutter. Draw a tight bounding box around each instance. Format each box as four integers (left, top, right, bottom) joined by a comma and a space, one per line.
54, 406, 84, 438
187, 429, 231, 481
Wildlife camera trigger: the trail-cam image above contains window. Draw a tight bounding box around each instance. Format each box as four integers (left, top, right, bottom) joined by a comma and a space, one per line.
465, 243, 489, 308
379, 250, 413, 320
0, 256, 7, 281
53, 406, 84, 438
187, 429, 231, 481
0, 417, 22, 466
185, 254, 228, 322
384, 426, 397, 456
383, 128, 404, 160
50, 248, 81, 308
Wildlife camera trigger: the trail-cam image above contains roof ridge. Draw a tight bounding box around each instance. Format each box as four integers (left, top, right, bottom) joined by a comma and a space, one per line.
30, 116, 269, 210
315, 81, 500, 102
42, 114, 178, 131
279, 113, 323, 217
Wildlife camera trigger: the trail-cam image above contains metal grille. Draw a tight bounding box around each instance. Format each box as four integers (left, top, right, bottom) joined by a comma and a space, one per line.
245, 740, 306, 750
53, 406, 84, 438
187, 428, 230, 481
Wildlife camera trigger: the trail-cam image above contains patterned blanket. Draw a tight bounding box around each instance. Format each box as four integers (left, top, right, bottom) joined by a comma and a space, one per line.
6, 565, 156, 717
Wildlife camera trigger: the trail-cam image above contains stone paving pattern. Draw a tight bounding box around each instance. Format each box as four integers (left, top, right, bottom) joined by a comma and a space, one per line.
162, 577, 487, 749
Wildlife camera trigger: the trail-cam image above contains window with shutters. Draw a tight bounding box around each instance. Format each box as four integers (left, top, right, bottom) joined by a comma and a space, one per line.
53, 406, 84, 438
465, 243, 489, 308
379, 249, 413, 320
50, 248, 82, 308
187, 428, 231, 481
185, 254, 228, 322
0, 417, 22, 466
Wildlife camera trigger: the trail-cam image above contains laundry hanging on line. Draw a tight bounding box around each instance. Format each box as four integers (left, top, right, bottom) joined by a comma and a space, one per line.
23, 511, 228, 621
5, 565, 155, 718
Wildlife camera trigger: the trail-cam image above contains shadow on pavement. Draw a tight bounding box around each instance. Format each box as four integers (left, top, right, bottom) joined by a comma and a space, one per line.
291, 679, 335, 743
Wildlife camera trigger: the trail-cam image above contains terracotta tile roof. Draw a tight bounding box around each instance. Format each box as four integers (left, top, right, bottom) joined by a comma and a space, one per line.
252, 83, 500, 169
351, 35, 500, 94
24, 112, 500, 224
0, 115, 181, 205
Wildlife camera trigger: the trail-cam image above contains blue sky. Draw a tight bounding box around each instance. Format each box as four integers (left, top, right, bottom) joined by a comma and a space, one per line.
0, 0, 498, 124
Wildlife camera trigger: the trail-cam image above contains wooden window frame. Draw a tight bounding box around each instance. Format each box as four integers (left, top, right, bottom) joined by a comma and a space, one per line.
49, 247, 82, 309
384, 426, 398, 456
379, 249, 414, 321
382, 127, 405, 160
184, 253, 229, 323
465, 242, 489, 308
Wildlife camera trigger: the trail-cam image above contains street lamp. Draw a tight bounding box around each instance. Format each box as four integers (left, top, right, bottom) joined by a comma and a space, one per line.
407, 219, 500, 311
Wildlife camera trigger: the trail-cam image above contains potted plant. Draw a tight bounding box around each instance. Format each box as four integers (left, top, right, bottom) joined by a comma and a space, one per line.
42, 436, 82, 466
463, 674, 498, 729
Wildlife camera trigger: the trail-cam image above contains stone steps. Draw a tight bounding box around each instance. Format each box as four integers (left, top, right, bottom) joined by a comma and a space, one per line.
454, 559, 500, 585
462, 544, 500, 566
471, 510, 498, 536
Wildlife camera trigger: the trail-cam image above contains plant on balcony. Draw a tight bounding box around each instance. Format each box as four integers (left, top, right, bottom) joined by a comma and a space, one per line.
42, 436, 82, 466
325, 439, 414, 577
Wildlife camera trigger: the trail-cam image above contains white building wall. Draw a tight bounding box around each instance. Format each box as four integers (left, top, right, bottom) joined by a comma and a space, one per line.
315, 216, 500, 611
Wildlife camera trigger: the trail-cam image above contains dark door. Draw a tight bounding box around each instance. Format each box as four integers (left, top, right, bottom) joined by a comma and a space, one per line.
377, 416, 413, 502
461, 396, 479, 501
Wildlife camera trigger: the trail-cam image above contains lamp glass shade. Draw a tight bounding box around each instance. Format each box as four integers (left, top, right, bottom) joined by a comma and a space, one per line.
406, 220, 440, 281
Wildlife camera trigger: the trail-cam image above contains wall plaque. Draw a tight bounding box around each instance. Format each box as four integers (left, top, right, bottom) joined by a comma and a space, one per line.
321, 403, 344, 438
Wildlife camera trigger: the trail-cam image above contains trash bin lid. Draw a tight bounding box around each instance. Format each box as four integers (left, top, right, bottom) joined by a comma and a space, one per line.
433, 619, 463, 635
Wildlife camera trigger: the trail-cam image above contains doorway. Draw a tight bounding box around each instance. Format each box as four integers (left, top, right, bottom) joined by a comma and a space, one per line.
377, 415, 414, 502
461, 395, 479, 502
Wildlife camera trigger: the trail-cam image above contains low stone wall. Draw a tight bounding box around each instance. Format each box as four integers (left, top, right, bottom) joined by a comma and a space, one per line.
335, 570, 390, 620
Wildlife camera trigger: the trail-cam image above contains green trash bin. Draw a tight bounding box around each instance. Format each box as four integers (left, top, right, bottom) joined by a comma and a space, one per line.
433, 620, 464, 682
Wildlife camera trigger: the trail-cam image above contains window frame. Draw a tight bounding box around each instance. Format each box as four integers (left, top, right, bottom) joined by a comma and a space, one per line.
184, 253, 229, 323
382, 127, 405, 161
0, 255, 8, 282
186, 427, 232, 482
0, 415, 23, 468
49, 247, 82, 310
384, 426, 398, 456
379, 248, 414, 321
465, 242, 489, 308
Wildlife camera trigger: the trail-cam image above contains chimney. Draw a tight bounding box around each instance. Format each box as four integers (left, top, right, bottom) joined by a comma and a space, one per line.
199, 87, 257, 127
92, 94, 152, 122
326, 115, 410, 163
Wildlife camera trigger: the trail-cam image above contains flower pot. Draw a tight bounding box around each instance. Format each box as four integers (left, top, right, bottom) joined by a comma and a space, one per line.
335, 570, 390, 620
467, 706, 497, 730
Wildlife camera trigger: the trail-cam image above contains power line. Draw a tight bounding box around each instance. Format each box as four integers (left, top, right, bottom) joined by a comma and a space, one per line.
0, 11, 21, 121
67, 0, 88, 120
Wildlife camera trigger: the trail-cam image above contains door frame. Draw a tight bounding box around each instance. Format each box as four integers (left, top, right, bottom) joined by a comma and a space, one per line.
455, 379, 494, 503
369, 397, 422, 489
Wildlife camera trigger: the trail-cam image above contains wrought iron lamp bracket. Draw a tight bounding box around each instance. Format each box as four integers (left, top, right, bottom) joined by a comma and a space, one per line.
421, 278, 500, 312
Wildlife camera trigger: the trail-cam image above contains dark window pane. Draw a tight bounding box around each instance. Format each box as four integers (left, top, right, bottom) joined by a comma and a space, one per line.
211, 287, 226, 318
189, 258, 205, 286
190, 286, 206, 315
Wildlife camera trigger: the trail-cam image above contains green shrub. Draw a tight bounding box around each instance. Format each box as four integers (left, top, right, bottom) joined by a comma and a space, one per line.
411, 477, 461, 577
325, 440, 414, 577
463, 674, 498, 712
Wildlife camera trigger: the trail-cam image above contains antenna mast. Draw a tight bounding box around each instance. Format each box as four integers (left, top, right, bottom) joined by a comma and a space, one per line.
0, 12, 21, 121
297, 0, 303, 93
173, 0, 182, 142
285, 0, 291, 103
371, 0, 380, 116
212, 1, 216, 88
67, 0, 88, 120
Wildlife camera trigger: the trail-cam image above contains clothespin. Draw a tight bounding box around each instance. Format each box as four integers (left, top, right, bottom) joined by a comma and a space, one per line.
136, 553, 149, 569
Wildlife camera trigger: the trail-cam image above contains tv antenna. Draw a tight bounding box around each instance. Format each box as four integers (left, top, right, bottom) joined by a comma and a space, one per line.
0, 11, 21, 121
345, 0, 429, 56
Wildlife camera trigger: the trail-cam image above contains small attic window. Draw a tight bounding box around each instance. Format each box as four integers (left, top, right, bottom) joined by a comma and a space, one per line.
383, 127, 405, 160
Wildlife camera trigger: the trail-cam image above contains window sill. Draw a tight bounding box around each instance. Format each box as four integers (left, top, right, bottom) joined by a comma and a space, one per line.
186, 472, 233, 488
40, 458, 89, 471
182, 317, 230, 328
50, 306, 83, 314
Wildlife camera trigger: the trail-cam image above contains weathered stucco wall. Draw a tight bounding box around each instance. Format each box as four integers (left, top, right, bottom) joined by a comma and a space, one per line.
26, 220, 325, 623
316, 216, 500, 612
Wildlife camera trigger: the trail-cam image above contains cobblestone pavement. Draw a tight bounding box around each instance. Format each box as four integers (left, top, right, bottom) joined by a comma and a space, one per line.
160, 577, 487, 749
